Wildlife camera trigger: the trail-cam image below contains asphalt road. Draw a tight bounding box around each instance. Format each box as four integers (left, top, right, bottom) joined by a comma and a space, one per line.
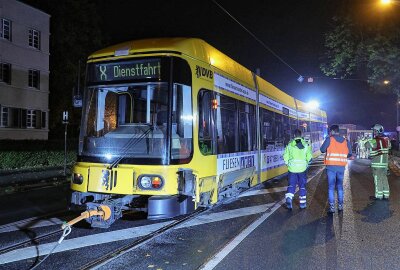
0, 159, 399, 270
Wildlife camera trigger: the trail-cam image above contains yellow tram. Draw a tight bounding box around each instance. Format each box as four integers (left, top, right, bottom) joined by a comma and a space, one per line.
70, 38, 327, 228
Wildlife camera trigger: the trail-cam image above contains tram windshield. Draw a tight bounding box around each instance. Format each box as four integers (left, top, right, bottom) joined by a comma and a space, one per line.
79, 82, 193, 163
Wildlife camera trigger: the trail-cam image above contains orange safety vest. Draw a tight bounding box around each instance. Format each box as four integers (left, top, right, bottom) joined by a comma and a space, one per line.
324, 137, 348, 166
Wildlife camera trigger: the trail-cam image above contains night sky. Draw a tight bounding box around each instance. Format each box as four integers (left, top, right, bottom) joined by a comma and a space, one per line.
93, 1, 396, 130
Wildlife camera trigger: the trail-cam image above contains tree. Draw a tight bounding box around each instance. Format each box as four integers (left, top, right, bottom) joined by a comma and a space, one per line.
320, 16, 400, 98
22, 0, 107, 139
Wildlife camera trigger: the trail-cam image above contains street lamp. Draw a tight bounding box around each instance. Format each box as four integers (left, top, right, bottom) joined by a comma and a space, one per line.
306, 100, 320, 110
379, 0, 400, 6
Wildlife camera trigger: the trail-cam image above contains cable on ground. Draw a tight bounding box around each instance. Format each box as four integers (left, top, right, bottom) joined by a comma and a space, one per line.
29, 224, 72, 270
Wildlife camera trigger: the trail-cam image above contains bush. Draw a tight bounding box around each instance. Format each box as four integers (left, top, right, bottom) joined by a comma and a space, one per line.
0, 139, 78, 151
0, 150, 77, 170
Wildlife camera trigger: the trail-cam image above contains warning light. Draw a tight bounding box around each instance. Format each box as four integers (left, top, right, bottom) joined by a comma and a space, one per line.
152, 177, 162, 189
212, 99, 218, 109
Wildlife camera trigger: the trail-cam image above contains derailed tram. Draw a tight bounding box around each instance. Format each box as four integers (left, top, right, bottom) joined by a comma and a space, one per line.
70, 38, 328, 228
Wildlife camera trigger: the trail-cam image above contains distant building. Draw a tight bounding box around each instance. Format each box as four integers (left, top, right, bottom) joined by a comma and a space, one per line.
0, 0, 50, 140
338, 123, 372, 147
339, 124, 357, 131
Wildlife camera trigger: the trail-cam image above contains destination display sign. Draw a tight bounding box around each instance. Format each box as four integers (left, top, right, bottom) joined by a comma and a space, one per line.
90, 59, 161, 82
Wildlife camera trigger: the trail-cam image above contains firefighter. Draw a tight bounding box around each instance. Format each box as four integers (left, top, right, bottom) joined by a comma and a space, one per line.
320, 125, 353, 213
284, 129, 312, 209
365, 124, 391, 200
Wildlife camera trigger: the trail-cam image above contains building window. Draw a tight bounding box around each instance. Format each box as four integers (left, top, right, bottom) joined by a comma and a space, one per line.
29, 69, 40, 89
27, 109, 36, 128
28, 29, 40, 49
0, 62, 11, 84
0, 18, 11, 41
1, 107, 9, 127
41, 111, 46, 128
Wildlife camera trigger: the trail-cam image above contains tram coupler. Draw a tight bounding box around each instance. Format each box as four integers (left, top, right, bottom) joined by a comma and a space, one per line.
62, 204, 112, 229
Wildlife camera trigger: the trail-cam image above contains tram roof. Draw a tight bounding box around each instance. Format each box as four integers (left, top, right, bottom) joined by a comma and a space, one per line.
89, 38, 326, 120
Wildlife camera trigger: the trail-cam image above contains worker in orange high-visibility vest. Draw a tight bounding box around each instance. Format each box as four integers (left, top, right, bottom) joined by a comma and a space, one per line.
320, 125, 353, 213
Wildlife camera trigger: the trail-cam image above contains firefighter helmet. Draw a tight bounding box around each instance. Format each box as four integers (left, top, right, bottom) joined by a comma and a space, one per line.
372, 124, 384, 134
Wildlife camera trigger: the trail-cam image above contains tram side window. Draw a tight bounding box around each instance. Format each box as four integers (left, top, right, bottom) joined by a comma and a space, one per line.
310, 121, 319, 142
261, 108, 274, 149
216, 94, 238, 154
290, 117, 298, 136
282, 114, 290, 145
238, 101, 255, 152
300, 121, 311, 133
322, 123, 328, 138
275, 113, 284, 143
198, 90, 215, 155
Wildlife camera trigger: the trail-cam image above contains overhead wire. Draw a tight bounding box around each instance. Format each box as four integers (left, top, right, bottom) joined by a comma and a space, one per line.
211, 0, 302, 77
211, 0, 369, 83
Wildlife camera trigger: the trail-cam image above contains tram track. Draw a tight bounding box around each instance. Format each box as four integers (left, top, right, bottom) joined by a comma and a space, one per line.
0, 228, 63, 256
0, 210, 69, 231
0, 210, 75, 255
78, 207, 208, 270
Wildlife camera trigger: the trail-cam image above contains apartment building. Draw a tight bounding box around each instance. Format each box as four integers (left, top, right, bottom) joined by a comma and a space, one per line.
0, 0, 50, 140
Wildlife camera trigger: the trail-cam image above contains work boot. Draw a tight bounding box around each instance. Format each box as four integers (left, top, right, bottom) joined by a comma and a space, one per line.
328, 203, 335, 214
338, 204, 343, 211
286, 198, 292, 210
300, 202, 307, 209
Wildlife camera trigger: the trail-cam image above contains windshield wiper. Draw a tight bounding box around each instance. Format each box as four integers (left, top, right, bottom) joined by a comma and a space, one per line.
107, 124, 154, 169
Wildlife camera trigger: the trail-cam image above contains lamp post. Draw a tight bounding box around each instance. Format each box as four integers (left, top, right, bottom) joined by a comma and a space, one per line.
397, 97, 399, 127
397, 96, 400, 150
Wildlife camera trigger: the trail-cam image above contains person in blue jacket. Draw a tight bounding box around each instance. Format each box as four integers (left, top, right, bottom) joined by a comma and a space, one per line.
320, 125, 353, 213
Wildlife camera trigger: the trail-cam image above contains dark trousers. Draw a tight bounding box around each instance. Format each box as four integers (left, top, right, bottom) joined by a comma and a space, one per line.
285, 171, 307, 203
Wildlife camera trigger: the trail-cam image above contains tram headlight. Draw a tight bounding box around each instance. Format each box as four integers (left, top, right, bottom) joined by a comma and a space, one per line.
138, 175, 164, 190
72, 173, 84, 184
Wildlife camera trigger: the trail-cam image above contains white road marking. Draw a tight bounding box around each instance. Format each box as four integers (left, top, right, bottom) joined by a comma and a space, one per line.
200, 168, 324, 270
200, 199, 285, 270
0, 203, 274, 264
238, 186, 287, 197
91, 203, 276, 270
176, 203, 274, 228
0, 221, 173, 265
332, 167, 363, 268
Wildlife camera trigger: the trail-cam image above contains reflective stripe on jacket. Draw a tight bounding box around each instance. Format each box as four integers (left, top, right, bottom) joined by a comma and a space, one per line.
324, 137, 348, 166
368, 136, 390, 157
366, 136, 390, 167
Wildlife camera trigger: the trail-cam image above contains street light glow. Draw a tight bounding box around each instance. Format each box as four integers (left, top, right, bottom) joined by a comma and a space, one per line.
383, 80, 390, 85
381, 0, 392, 5
306, 100, 320, 110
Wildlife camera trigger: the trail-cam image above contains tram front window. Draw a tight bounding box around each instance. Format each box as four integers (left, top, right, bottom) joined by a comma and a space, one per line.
80, 82, 192, 162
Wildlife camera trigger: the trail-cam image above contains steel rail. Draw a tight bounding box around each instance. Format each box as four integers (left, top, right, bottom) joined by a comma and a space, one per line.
79, 207, 208, 270
0, 229, 62, 256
